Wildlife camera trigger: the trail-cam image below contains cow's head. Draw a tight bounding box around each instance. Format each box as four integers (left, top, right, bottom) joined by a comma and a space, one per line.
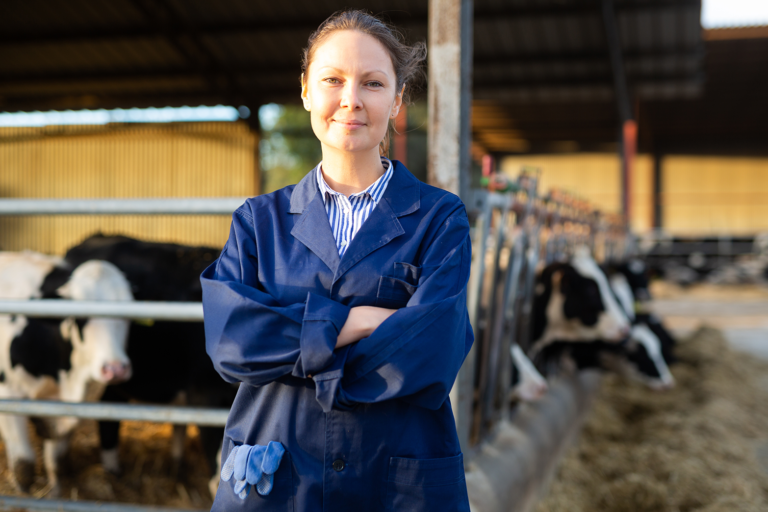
602, 324, 675, 390
57, 261, 133, 385
532, 249, 630, 351
606, 258, 652, 304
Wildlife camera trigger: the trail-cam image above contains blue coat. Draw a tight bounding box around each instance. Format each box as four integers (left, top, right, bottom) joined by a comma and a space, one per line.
201, 161, 473, 511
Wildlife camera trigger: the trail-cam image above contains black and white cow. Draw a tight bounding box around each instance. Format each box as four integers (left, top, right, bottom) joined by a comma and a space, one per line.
60, 234, 237, 496
535, 323, 675, 390
530, 248, 674, 389
0, 251, 133, 493
531, 247, 631, 354
605, 259, 677, 365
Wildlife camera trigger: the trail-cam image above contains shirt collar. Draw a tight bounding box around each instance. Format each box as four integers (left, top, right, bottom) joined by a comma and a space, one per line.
316, 157, 393, 205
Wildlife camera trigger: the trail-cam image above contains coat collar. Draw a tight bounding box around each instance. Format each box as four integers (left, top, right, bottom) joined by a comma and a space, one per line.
289, 160, 420, 218
289, 160, 420, 277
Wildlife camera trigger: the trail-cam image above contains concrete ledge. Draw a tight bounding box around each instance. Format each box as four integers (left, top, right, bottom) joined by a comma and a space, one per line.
465, 370, 602, 512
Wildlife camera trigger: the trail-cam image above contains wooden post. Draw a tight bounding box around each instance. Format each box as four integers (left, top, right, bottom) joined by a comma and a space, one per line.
428, 0, 473, 201
428, 0, 474, 453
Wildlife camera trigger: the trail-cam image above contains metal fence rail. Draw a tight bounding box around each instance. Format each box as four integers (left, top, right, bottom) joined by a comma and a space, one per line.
0, 400, 227, 427
0, 198, 247, 215
0, 496, 203, 512
0, 300, 203, 321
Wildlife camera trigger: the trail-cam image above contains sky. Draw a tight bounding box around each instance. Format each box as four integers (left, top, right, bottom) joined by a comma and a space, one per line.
701, 0, 768, 28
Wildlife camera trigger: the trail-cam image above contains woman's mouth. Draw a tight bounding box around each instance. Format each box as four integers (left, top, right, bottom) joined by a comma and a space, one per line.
333, 119, 365, 129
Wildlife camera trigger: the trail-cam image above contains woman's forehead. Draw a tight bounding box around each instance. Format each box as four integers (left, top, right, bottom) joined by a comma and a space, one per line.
310, 30, 395, 76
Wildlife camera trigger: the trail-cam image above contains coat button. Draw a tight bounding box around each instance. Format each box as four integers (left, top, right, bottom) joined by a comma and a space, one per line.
332, 459, 345, 472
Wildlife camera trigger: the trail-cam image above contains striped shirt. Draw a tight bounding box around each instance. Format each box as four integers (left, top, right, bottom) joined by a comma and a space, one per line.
316, 157, 394, 257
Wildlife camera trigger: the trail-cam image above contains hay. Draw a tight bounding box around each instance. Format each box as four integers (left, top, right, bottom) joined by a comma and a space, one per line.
0, 419, 213, 508
535, 326, 768, 512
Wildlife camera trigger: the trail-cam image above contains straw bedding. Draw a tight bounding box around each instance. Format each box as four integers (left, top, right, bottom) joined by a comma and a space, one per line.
535, 326, 768, 512
0, 420, 214, 508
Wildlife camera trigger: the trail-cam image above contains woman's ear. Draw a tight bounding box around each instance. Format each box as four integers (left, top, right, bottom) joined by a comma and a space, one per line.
390, 84, 405, 118
300, 76, 311, 112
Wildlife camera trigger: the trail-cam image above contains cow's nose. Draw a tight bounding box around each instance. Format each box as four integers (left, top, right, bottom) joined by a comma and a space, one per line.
619, 325, 631, 339
102, 362, 132, 383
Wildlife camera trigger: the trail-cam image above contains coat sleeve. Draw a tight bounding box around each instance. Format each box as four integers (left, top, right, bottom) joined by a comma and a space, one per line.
312, 203, 474, 412
201, 207, 351, 387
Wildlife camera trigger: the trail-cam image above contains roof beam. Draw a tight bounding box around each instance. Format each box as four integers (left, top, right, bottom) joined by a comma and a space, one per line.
0, 0, 700, 46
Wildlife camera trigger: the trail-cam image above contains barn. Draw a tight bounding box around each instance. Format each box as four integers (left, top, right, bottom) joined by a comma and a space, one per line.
1, 0, 767, 511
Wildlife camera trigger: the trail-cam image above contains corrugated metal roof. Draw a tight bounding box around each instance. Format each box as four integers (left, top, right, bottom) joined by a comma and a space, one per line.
3, 0, 736, 153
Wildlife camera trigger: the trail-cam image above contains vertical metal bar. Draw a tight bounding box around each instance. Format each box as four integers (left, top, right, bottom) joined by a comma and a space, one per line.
427, 0, 473, 201
602, 0, 634, 223
450, 199, 489, 453
481, 206, 511, 429
653, 150, 663, 229
498, 226, 525, 420
472, 205, 507, 439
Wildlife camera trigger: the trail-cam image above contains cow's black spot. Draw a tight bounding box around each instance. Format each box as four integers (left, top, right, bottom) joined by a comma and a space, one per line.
39, 265, 73, 299
10, 318, 72, 379
561, 267, 604, 326
0, 371, 5, 382
63, 233, 219, 302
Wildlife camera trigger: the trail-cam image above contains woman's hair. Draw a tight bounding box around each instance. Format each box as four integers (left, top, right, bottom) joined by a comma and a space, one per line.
301, 10, 427, 156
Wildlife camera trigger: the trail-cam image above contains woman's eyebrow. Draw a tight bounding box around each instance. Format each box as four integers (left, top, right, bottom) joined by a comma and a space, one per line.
315, 66, 391, 77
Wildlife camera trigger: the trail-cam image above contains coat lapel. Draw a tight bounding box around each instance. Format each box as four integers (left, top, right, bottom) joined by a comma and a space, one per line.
289, 169, 341, 274
335, 160, 420, 279
288, 161, 421, 280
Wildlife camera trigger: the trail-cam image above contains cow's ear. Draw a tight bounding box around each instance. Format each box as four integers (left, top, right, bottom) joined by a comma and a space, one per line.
56, 282, 72, 299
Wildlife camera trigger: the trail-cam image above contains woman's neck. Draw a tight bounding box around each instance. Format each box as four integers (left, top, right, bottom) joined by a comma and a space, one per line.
320, 146, 386, 197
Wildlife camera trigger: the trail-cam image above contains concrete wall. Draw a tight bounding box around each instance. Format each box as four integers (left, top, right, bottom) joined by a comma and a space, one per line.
466, 371, 602, 512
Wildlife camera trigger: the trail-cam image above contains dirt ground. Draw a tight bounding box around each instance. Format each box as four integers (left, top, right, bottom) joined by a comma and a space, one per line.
0, 420, 213, 509
535, 326, 768, 512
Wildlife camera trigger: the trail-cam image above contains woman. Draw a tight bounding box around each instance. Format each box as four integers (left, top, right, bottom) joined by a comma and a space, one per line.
202, 10, 473, 511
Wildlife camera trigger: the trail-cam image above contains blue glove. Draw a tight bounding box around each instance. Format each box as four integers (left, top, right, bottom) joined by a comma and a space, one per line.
221, 441, 286, 499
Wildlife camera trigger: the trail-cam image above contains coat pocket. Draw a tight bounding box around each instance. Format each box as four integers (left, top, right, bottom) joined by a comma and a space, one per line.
218, 439, 294, 512
376, 276, 418, 309
384, 454, 470, 512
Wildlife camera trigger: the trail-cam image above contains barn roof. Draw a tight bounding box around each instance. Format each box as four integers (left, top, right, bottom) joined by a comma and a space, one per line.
3, 0, 763, 155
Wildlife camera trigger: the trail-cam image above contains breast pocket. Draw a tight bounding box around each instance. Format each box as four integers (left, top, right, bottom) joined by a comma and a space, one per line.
376, 262, 421, 309
384, 454, 470, 512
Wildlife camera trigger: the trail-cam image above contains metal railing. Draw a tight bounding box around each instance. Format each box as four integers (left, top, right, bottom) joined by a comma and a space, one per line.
453, 168, 629, 451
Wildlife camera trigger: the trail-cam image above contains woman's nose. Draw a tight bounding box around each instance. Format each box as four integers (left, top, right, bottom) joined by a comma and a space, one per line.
340, 84, 363, 110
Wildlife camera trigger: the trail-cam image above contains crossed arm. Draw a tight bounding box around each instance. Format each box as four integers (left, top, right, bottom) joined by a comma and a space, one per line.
336, 306, 396, 349
201, 203, 472, 411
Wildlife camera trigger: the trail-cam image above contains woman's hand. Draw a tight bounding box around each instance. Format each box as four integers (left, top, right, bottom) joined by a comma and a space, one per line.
336, 306, 396, 348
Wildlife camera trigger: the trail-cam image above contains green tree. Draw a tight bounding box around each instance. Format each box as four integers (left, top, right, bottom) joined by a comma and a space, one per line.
259, 104, 322, 194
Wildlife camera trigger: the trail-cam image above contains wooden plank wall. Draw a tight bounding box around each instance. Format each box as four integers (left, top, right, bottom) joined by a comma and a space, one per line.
500, 154, 768, 236
500, 153, 653, 233
662, 156, 768, 236
0, 122, 257, 255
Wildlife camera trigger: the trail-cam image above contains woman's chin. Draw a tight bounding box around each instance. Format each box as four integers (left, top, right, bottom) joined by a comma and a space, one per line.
325, 138, 378, 154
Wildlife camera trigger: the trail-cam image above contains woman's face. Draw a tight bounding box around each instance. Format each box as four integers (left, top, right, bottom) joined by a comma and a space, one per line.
302, 30, 402, 156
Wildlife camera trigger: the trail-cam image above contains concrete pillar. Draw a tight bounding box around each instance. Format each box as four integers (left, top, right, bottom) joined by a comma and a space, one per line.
428, 0, 474, 455
427, 0, 473, 201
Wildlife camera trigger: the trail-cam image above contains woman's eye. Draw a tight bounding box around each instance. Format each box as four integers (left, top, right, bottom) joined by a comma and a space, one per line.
323, 78, 341, 84
367, 81, 384, 88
